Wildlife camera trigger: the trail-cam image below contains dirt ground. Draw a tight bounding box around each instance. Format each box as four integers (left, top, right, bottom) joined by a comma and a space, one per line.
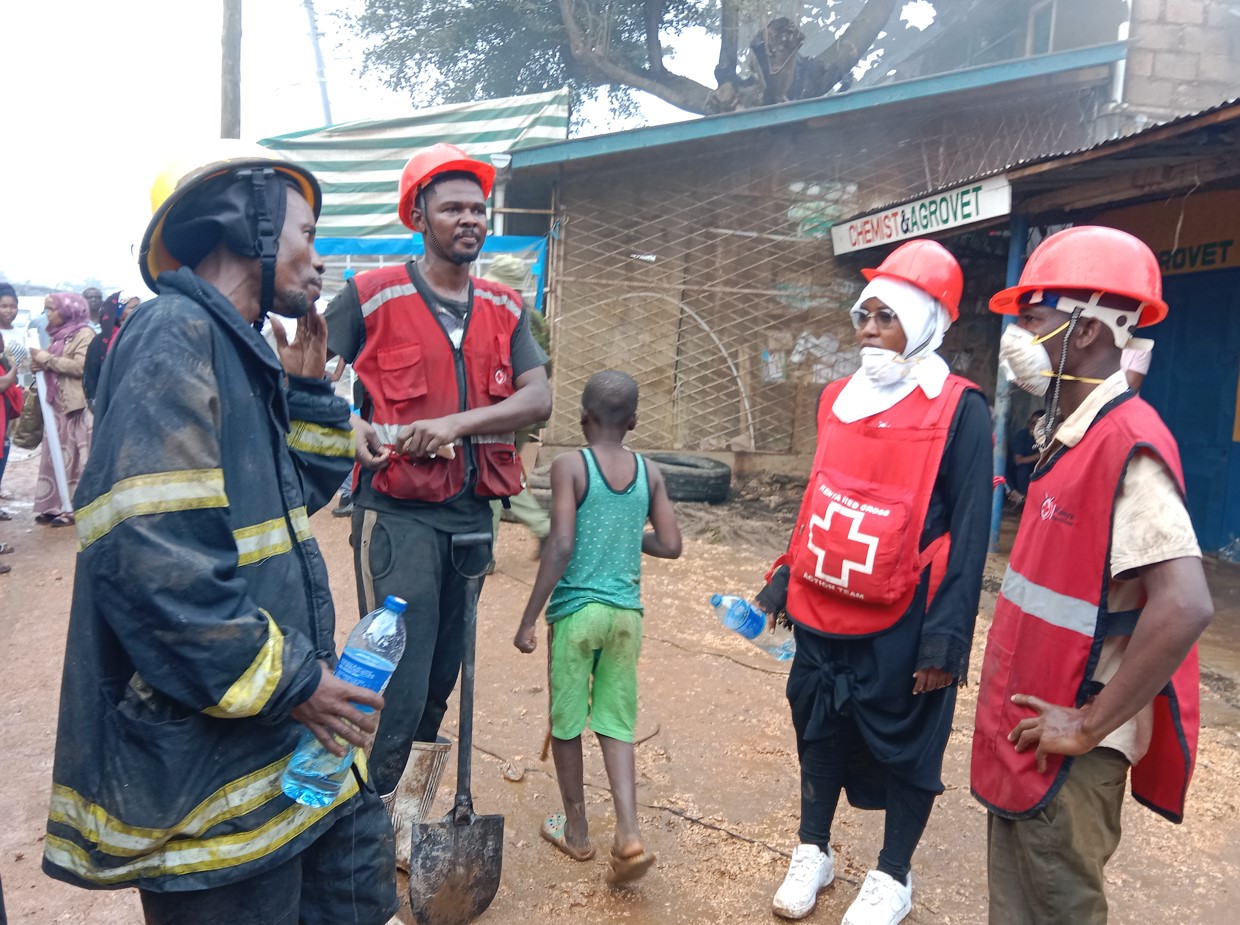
3, 454, 1240, 924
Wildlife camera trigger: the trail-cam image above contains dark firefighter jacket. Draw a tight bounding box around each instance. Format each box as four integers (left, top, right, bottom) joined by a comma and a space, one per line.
43, 268, 358, 892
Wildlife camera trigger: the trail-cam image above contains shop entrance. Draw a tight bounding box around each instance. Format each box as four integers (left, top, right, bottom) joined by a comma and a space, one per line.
1140, 268, 1240, 552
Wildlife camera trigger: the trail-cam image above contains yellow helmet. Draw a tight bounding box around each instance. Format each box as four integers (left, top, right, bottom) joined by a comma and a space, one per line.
139, 140, 320, 290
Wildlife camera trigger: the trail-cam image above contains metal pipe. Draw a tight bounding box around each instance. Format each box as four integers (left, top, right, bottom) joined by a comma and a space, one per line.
28, 322, 71, 512
490, 207, 555, 215
491, 182, 506, 236
1110, 0, 1133, 110
490, 153, 512, 236
989, 213, 1028, 553
303, 0, 333, 125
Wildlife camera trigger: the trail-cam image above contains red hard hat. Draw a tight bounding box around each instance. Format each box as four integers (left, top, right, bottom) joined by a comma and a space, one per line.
862, 239, 963, 321
990, 226, 1168, 326
397, 143, 496, 231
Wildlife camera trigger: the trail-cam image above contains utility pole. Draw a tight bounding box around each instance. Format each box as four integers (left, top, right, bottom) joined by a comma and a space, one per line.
303, 0, 333, 125
221, 0, 243, 138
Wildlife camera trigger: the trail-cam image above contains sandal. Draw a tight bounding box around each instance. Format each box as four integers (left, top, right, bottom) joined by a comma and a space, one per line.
606, 847, 657, 884
0, 543, 13, 555
35, 513, 54, 524
540, 812, 595, 862
50, 513, 76, 527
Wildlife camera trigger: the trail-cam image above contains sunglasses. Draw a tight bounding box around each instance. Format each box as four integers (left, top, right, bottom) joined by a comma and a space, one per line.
849, 307, 900, 330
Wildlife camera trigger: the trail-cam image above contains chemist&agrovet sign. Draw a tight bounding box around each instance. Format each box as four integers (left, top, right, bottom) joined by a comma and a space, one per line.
831, 176, 1011, 255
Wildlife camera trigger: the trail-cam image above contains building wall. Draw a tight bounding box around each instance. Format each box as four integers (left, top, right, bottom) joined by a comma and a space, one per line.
544, 83, 1105, 454
1125, 0, 1240, 123
908, 0, 1127, 73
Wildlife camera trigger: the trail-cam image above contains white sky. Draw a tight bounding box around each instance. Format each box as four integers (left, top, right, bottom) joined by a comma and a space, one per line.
0, 1, 926, 292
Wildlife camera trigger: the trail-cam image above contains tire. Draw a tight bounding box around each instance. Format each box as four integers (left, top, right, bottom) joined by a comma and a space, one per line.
643, 453, 731, 504
526, 453, 732, 504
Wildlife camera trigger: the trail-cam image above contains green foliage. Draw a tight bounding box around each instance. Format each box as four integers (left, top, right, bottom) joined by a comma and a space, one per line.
346, 1, 966, 118
350, 0, 709, 115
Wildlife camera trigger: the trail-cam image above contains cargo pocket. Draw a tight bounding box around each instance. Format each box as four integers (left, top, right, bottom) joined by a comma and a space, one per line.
474, 443, 523, 499
377, 344, 428, 408
466, 335, 516, 401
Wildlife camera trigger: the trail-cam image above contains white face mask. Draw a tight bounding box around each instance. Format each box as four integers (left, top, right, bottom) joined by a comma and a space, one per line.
999, 318, 1108, 398
858, 346, 913, 387
998, 324, 1054, 396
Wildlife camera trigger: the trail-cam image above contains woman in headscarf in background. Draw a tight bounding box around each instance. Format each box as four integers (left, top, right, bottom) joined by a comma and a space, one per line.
83, 291, 125, 408
30, 292, 94, 526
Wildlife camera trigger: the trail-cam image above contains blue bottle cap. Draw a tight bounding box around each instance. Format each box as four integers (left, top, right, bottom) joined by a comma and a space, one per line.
709, 593, 722, 607
383, 595, 408, 614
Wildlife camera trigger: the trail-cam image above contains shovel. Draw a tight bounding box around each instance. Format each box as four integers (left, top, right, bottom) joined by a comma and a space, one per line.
407, 531, 503, 925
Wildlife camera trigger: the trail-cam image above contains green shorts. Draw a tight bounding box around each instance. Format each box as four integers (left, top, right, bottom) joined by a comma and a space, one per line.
549, 602, 643, 743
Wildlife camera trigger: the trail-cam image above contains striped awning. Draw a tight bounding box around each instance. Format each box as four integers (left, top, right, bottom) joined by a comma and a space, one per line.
259, 89, 569, 238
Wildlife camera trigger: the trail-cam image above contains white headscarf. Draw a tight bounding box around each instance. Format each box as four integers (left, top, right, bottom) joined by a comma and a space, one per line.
832, 276, 953, 423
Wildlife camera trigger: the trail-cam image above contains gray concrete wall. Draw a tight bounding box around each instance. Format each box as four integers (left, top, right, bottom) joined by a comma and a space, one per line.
1125, 0, 1240, 123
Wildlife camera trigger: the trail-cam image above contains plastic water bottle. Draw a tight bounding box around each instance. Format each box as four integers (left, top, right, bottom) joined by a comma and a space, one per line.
709, 594, 796, 662
281, 595, 408, 807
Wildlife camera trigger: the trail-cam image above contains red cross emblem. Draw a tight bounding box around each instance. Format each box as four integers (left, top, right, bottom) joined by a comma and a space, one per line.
1040, 494, 1057, 521
805, 503, 878, 587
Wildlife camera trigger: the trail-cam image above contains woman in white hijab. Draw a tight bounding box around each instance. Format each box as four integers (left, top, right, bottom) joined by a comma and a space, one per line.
763, 240, 994, 925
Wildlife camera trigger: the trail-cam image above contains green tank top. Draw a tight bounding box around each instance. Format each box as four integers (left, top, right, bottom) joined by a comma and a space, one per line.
546, 448, 649, 623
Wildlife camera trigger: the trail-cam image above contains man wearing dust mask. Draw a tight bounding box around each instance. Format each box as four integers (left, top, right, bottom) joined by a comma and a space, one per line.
973, 225, 1212, 924
760, 240, 992, 925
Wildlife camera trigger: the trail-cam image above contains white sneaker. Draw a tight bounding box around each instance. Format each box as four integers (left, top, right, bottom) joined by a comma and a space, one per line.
772, 844, 835, 920
842, 869, 913, 925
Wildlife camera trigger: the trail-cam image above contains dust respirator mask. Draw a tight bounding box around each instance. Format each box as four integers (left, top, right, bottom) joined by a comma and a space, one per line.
998, 323, 1062, 397
859, 347, 914, 387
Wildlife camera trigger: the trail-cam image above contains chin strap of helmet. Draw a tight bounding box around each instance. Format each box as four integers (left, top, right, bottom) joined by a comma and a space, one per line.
418, 186, 473, 266
1041, 306, 1084, 446
247, 167, 279, 331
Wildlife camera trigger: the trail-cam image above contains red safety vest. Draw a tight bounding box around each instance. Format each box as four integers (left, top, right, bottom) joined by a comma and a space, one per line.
971, 394, 1199, 823
774, 374, 974, 636
351, 263, 523, 502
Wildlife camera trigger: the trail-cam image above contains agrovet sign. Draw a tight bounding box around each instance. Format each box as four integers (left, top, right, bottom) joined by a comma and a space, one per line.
832, 177, 1012, 255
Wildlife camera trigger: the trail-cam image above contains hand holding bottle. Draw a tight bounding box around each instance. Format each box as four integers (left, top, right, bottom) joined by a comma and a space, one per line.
710, 594, 796, 661
289, 664, 384, 757
282, 595, 408, 807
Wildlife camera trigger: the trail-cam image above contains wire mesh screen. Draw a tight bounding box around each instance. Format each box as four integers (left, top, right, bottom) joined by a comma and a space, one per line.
544, 84, 1108, 453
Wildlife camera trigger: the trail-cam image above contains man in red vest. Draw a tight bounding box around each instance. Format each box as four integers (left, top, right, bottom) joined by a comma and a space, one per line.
973, 226, 1213, 924
762, 240, 992, 925
324, 145, 551, 813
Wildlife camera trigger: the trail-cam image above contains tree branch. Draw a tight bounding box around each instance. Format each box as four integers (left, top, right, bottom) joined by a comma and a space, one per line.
556, 0, 712, 113
715, 0, 740, 84
644, 0, 666, 75
807, 0, 900, 95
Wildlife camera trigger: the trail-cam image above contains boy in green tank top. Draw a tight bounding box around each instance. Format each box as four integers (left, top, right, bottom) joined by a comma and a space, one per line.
514, 370, 681, 884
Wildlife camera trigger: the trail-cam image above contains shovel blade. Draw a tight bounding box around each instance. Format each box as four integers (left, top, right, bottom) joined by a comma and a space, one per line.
406, 813, 504, 925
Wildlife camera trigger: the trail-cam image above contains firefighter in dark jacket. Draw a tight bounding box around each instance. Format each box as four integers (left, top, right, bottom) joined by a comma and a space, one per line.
42, 143, 398, 925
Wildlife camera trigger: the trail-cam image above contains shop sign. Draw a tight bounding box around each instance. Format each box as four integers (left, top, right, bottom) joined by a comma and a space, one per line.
832, 176, 1011, 255
1094, 191, 1240, 277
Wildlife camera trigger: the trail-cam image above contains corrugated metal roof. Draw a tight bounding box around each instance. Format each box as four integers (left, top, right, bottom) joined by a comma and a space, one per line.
838, 97, 1240, 221
1006, 96, 1240, 178
509, 43, 1125, 172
